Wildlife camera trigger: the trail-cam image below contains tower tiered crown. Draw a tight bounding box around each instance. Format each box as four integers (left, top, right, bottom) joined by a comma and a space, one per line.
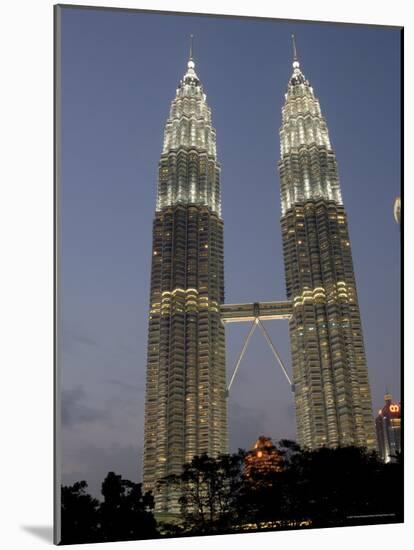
279, 36, 343, 214
156, 47, 221, 215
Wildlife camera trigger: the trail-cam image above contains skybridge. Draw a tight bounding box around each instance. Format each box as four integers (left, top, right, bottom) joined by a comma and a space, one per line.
220, 301, 292, 323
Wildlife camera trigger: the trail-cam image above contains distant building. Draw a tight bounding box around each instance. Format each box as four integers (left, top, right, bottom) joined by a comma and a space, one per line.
244, 436, 283, 479
375, 393, 401, 463
393, 196, 401, 224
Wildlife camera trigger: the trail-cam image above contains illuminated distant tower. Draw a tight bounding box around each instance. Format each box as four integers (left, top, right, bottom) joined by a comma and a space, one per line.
375, 393, 402, 463
142, 38, 227, 513
278, 36, 377, 450
393, 196, 401, 224
244, 436, 283, 478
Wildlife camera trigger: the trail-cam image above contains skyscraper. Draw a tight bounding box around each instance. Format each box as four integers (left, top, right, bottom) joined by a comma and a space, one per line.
278, 37, 377, 450
375, 393, 401, 463
143, 42, 227, 513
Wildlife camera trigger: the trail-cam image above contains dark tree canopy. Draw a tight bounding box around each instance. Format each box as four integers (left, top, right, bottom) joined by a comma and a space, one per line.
60, 442, 402, 543
99, 471, 157, 542
60, 473, 158, 545
159, 442, 403, 534
60, 481, 100, 544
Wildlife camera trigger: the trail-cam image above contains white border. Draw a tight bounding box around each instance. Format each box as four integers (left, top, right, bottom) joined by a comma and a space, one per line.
0, 1, 410, 548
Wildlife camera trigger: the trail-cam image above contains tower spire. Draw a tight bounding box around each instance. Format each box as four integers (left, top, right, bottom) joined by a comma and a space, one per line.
292, 34, 300, 68
183, 33, 198, 81
189, 34, 194, 61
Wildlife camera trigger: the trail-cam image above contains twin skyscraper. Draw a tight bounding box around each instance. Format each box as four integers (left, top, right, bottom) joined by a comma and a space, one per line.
143, 37, 377, 512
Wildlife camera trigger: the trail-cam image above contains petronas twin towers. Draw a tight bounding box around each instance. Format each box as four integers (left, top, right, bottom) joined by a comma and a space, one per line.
143, 38, 377, 512
279, 46, 376, 450
143, 47, 227, 511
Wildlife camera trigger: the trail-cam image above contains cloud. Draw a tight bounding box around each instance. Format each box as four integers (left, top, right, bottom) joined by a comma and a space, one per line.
61, 385, 109, 428
61, 443, 142, 499
61, 326, 99, 355
105, 378, 143, 393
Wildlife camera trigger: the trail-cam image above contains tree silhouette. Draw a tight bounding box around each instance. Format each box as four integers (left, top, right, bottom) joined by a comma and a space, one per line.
60, 473, 158, 544
283, 444, 403, 526
158, 451, 246, 535
160, 442, 403, 535
60, 443, 402, 543
99, 471, 158, 542
61, 481, 100, 544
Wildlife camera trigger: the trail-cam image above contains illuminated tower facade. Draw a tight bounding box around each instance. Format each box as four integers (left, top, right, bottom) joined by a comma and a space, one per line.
375, 393, 401, 463
278, 39, 377, 450
143, 45, 227, 512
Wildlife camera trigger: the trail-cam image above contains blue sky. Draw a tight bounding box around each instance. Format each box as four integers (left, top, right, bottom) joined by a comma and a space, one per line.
59, 6, 401, 497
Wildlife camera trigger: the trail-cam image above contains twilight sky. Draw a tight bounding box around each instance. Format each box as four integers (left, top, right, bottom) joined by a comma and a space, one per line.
59, 6, 401, 497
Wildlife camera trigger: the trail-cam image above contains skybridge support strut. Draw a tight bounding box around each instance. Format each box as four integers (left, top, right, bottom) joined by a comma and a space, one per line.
257, 319, 293, 390
226, 320, 257, 397
225, 316, 294, 396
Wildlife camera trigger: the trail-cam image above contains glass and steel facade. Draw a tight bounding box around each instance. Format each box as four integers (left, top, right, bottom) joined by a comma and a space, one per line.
143, 54, 227, 512
278, 49, 377, 450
